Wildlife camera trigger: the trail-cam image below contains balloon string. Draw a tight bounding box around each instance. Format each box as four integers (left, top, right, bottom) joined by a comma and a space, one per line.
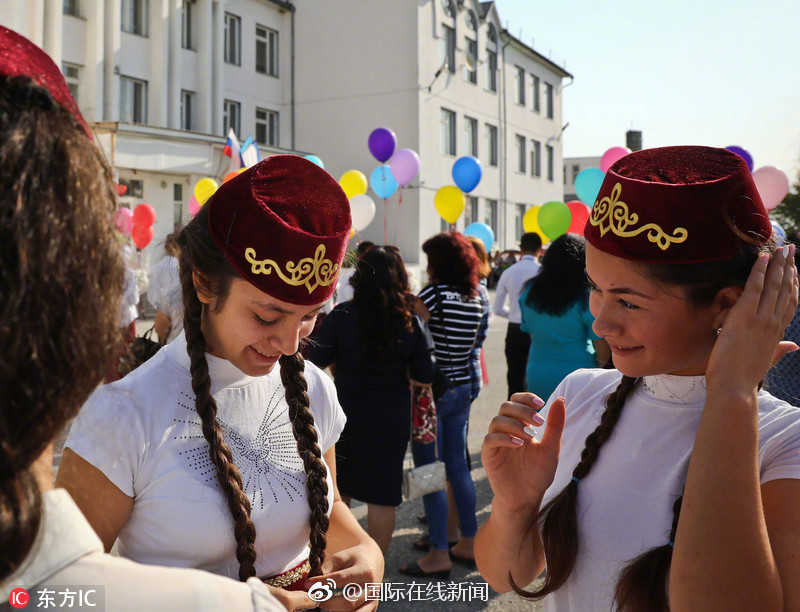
384, 198, 388, 243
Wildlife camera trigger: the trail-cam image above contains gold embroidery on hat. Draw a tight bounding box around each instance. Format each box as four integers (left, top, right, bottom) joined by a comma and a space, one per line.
590, 183, 688, 250
244, 244, 339, 294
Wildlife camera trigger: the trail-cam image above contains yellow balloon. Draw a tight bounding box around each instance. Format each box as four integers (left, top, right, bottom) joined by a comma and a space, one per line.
523, 206, 550, 243
349, 228, 356, 239
339, 170, 368, 200
434, 185, 465, 224
194, 177, 219, 206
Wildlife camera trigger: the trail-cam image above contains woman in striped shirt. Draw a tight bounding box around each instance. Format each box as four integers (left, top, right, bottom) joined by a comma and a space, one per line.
400, 233, 490, 578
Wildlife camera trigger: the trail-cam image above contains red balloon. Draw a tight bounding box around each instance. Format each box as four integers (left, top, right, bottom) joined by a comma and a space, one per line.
566, 200, 591, 235
115, 183, 128, 196
132, 224, 154, 249
133, 203, 156, 228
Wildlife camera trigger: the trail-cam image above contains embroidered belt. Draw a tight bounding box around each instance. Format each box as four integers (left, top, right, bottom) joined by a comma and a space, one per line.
263, 559, 311, 590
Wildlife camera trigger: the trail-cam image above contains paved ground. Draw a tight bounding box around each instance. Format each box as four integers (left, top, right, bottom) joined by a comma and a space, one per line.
55, 291, 544, 610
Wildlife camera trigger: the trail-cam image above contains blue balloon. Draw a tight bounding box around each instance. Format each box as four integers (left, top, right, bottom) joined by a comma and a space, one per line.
452, 156, 483, 193
464, 222, 494, 251
370, 164, 398, 199
575, 167, 605, 205
771, 221, 786, 247
303, 154, 324, 168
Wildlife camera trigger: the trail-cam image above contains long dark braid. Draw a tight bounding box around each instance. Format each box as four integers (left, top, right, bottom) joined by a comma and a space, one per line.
178, 254, 258, 581
279, 351, 329, 577
511, 374, 640, 598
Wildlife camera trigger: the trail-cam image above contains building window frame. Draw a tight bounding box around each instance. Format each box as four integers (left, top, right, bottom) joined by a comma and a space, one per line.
465, 196, 479, 226
515, 134, 526, 174
515, 203, 526, 241
485, 123, 498, 167
181, 0, 195, 50
485, 198, 498, 237
546, 144, 555, 181
256, 24, 279, 77
63, 0, 80, 17
223, 99, 241, 138
545, 82, 554, 118
485, 25, 497, 93
441, 24, 456, 73
224, 12, 241, 66
120, 75, 148, 124
531, 74, 540, 113
441, 108, 456, 156
464, 36, 477, 84
180, 89, 195, 131
121, 0, 149, 37
515, 66, 525, 105
62, 62, 80, 102
255, 107, 279, 146
464, 116, 478, 157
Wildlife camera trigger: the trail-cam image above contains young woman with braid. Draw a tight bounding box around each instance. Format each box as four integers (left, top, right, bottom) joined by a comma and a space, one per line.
58, 155, 383, 610
475, 146, 800, 611
0, 26, 288, 611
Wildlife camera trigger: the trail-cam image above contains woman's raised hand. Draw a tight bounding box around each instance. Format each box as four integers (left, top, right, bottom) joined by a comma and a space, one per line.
707, 244, 799, 392
481, 394, 565, 514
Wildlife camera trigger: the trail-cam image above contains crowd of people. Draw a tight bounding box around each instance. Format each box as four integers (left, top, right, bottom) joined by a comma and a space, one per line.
3, 27, 800, 612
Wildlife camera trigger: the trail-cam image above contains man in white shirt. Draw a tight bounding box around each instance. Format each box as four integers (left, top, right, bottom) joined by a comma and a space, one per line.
493, 232, 542, 398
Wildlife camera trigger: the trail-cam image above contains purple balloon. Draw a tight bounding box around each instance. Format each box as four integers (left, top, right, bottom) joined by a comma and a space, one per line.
368, 127, 397, 163
389, 148, 420, 186
725, 146, 754, 172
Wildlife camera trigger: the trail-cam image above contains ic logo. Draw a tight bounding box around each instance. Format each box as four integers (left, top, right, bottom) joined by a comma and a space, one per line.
9, 588, 29, 608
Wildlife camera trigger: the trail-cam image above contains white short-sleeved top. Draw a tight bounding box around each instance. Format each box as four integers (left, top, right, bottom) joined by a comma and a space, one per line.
538, 368, 800, 612
0, 489, 284, 612
65, 332, 346, 579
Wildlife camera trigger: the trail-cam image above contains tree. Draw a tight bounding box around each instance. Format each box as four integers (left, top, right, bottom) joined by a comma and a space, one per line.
770, 166, 800, 234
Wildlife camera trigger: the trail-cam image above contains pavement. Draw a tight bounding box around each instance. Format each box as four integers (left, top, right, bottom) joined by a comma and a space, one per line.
54, 291, 544, 610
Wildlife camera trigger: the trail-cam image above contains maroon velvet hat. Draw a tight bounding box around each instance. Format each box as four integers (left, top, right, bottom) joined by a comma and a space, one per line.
0, 26, 91, 139
208, 154, 352, 305
585, 146, 772, 263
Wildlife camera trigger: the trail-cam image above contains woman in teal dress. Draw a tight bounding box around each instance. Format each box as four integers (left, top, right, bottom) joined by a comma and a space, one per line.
519, 234, 610, 400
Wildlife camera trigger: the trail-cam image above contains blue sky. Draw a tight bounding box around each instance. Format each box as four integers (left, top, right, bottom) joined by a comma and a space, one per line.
495, 0, 800, 183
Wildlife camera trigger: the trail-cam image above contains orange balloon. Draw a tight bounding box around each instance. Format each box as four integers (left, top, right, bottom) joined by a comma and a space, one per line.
223, 171, 239, 183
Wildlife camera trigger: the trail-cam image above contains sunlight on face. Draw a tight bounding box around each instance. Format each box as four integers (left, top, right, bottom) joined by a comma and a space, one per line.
585, 243, 721, 378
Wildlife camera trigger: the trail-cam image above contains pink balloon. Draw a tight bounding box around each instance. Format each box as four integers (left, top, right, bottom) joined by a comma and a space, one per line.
188, 195, 201, 216
566, 200, 591, 236
752, 166, 790, 211
600, 146, 632, 173
114, 207, 134, 234
389, 148, 420, 187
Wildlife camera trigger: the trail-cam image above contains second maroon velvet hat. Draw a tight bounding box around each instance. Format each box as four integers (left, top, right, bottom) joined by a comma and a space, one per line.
585, 146, 771, 263
208, 154, 352, 305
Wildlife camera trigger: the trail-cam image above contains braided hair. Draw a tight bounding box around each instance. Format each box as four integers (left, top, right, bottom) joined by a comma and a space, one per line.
511, 244, 770, 610
177, 203, 329, 580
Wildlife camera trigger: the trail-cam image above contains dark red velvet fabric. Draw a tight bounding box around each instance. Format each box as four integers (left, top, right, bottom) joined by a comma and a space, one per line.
0, 25, 91, 139
208, 155, 351, 305
585, 146, 771, 263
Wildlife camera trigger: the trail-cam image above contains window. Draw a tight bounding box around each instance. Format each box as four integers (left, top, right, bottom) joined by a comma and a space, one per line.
62, 63, 80, 102
180, 90, 195, 130
515, 134, 526, 173
545, 82, 554, 118
572, 164, 580, 184
256, 25, 279, 76
546, 145, 554, 181
440, 108, 456, 156
515, 204, 526, 241
441, 24, 455, 73
224, 13, 241, 65
464, 37, 477, 84
531, 75, 540, 113
173, 183, 184, 230
256, 107, 279, 146
514, 66, 525, 105
120, 76, 147, 123
63, 0, 80, 17
121, 0, 148, 36
486, 26, 497, 92
181, 0, 194, 50
119, 178, 144, 198
223, 99, 241, 137
485, 123, 498, 167
531, 139, 542, 177
464, 116, 478, 157
441, 0, 455, 18
465, 196, 479, 226
485, 199, 498, 236
466, 10, 477, 31
486, 49, 497, 92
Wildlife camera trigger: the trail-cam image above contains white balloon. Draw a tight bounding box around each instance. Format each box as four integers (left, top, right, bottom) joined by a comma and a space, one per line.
350, 194, 376, 232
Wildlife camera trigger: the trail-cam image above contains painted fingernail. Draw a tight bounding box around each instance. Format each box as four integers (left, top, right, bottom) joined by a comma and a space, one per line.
510, 436, 524, 446
531, 396, 545, 408
523, 425, 537, 437
782, 245, 790, 258
530, 412, 545, 426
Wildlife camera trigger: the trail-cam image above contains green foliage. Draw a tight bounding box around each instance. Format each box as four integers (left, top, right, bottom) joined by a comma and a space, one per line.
770, 167, 800, 233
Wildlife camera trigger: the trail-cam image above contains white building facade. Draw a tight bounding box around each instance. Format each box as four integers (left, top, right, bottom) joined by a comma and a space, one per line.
2, 0, 571, 271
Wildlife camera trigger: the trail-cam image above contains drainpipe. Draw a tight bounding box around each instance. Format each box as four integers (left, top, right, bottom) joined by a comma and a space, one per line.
290, 3, 296, 149
500, 36, 511, 250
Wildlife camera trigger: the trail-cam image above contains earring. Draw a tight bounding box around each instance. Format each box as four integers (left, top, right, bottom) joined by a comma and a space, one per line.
715, 327, 722, 336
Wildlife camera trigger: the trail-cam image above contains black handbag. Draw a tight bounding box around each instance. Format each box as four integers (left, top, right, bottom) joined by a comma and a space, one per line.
431, 364, 452, 401
118, 326, 162, 377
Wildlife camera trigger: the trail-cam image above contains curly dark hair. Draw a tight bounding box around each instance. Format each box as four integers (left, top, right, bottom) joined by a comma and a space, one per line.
177, 203, 330, 580
422, 232, 480, 296
0, 75, 124, 580
524, 234, 588, 316
351, 246, 415, 356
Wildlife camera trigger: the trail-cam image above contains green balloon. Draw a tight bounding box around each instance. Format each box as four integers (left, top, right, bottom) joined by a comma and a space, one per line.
537, 201, 571, 240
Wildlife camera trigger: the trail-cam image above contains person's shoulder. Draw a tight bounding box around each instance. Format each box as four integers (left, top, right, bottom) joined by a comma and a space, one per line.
559, 368, 622, 400
757, 390, 800, 428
